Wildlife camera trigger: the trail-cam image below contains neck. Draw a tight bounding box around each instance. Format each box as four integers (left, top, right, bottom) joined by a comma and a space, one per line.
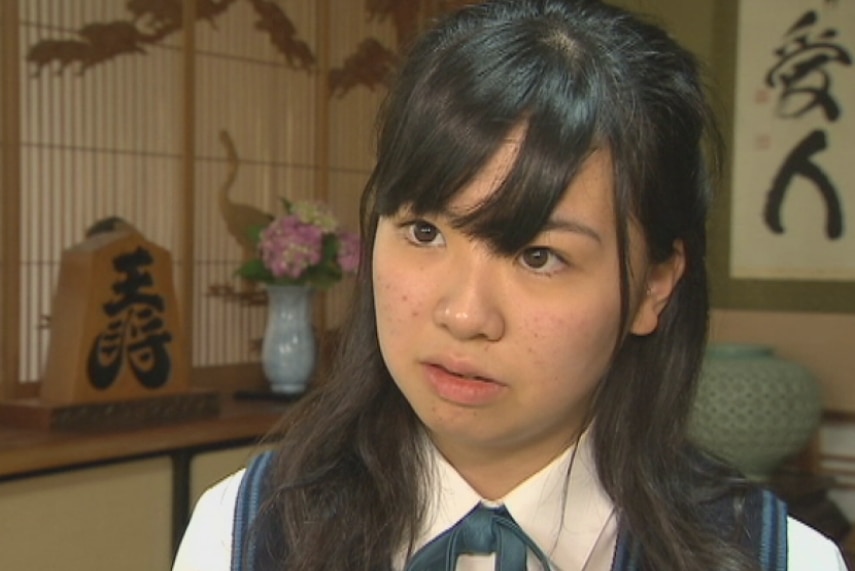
431, 434, 576, 500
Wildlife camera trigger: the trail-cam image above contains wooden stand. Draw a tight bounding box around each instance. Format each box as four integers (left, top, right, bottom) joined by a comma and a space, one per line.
0, 390, 219, 431
0, 229, 219, 430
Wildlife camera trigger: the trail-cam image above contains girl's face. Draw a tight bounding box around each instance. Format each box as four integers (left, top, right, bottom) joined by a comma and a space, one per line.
372, 138, 681, 495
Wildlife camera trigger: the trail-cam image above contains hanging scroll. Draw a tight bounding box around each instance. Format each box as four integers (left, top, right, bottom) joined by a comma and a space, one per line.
730, 0, 854, 280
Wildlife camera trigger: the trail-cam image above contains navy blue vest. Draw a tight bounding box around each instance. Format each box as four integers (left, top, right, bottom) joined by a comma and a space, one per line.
231, 451, 788, 570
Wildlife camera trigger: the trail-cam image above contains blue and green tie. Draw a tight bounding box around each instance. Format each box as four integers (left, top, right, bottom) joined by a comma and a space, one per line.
405, 504, 552, 570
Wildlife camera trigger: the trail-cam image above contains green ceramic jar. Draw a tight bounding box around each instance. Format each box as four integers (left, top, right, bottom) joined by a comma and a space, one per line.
688, 343, 822, 480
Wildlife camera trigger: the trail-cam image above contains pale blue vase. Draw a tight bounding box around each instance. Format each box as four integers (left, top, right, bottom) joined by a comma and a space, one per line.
261, 285, 316, 394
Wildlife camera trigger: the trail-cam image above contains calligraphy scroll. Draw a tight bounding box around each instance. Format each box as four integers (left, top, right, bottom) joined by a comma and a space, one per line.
730, 0, 854, 280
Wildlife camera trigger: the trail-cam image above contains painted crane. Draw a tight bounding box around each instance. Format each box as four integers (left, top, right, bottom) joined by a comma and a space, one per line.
218, 129, 273, 261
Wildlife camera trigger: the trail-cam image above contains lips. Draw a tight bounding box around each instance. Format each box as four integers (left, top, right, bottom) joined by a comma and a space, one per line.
422, 361, 505, 406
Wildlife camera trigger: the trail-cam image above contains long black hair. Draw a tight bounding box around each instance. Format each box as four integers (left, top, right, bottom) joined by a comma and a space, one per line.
252, 1, 758, 569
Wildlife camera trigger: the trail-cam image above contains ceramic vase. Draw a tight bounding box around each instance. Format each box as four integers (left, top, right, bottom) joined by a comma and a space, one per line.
688, 343, 821, 480
261, 285, 315, 395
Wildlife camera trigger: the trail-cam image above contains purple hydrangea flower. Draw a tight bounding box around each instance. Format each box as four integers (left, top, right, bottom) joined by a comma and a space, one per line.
337, 231, 360, 273
259, 215, 324, 279
239, 199, 360, 288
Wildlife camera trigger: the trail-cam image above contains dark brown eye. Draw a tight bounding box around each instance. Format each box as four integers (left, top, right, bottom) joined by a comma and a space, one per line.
519, 247, 566, 275
411, 221, 440, 244
521, 247, 550, 269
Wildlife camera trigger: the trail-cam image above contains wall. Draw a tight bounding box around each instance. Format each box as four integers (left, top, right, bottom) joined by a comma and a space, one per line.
0, 0, 396, 397
0, 458, 173, 571
0, 444, 268, 570
610, 0, 855, 413
611, 0, 855, 528
710, 310, 855, 411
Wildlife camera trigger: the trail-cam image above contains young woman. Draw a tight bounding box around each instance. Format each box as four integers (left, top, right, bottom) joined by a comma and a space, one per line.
173, 1, 846, 569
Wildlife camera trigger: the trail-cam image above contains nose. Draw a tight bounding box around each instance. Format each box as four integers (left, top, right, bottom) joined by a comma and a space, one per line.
432, 248, 506, 342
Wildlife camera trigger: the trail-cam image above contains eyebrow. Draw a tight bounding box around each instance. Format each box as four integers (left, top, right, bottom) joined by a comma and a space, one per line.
436, 203, 603, 245
541, 217, 603, 243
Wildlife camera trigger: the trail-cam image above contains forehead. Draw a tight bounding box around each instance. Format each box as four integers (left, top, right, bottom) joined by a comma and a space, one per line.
375, 110, 615, 255
448, 138, 616, 236
446, 133, 524, 214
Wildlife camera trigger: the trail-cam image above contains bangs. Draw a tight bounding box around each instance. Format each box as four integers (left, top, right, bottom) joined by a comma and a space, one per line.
371, 19, 606, 254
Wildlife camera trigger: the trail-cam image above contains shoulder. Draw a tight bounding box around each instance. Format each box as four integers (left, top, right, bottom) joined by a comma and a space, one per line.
786, 516, 848, 571
171, 469, 244, 571
197, 468, 245, 516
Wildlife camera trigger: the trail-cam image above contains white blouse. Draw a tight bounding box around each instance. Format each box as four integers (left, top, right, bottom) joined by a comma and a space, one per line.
173, 436, 847, 570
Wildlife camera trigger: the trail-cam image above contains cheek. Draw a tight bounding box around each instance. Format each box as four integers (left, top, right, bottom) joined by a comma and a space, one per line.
519, 313, 575, 365
519, 303, 621, 384
373, 262, 427, 343
373, 261, 436, 394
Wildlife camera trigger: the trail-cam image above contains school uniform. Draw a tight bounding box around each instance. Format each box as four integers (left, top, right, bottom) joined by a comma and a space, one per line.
172, 432, 847, 570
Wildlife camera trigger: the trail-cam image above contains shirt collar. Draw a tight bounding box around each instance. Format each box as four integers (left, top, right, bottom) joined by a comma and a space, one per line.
411, 431, 617, 570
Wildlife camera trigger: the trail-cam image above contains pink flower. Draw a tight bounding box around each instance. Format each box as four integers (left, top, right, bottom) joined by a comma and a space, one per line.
237, 199, 360, 289
337, 231, 360, 273
259, 215, 323, 279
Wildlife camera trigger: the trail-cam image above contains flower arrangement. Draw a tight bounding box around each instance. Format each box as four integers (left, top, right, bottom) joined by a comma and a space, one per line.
236, 198, 360, 290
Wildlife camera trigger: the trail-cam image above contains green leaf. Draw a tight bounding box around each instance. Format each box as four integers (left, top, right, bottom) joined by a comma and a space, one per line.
299, 257, 342, 290
235, 258, 274, 283
246, 223, 267, 245
321, 233, 339, 262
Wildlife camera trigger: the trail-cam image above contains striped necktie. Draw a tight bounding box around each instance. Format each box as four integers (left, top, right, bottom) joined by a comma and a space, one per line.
405, 504, 552, 570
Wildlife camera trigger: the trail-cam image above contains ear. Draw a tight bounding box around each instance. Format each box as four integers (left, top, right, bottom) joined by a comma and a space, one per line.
629, 240, 686, 336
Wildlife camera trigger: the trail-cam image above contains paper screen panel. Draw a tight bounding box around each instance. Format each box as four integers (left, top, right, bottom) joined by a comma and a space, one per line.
18, 0, 184, 383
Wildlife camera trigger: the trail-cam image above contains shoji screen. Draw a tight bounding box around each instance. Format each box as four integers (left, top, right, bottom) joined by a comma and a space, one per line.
0, 0, 473, 399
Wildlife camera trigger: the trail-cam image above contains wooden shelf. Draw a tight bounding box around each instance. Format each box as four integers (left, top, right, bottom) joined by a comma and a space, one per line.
0, 393, 289, 479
